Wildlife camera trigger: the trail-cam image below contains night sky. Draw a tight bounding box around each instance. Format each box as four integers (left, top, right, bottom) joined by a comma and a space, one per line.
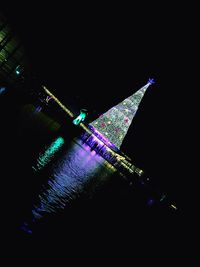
1, 3, 194, 213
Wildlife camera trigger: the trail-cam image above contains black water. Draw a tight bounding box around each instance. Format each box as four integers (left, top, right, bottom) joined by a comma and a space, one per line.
1, 93, 179, 244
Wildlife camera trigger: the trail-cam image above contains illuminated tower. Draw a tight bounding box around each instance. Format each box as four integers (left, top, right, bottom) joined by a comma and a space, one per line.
90, 79, 154, 150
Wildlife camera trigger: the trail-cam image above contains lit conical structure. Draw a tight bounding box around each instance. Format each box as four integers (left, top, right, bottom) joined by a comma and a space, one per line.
90, 79, 154, 150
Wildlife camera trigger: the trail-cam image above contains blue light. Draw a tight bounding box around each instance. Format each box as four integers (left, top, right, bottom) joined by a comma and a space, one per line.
148, 78, 155, 85
20, 222, 32, 234
0, 87, 6, 95
147, 198, 155, 206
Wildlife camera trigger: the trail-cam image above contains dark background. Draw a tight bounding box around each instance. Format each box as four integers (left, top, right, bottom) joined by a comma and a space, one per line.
1, 2, 195, 232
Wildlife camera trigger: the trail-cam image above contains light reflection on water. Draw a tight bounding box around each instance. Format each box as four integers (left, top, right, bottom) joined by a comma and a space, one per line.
28, 137, 117, 227
32, 136, 65, 172
14, 105, 119, 234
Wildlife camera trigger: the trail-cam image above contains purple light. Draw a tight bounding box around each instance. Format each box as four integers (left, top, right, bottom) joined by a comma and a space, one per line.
46, 95, 53, 103
91, 150, 96, 156
148, 78, 155, 85
88, 125, 118, 151
82, 142, 91, 151
147, 198, 155, 206
34, 106, 42, 113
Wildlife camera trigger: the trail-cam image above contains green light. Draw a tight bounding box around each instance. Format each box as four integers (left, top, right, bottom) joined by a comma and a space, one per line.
73, 109, 87, 125
33, 137, 65, 171
15, 65, 22, 75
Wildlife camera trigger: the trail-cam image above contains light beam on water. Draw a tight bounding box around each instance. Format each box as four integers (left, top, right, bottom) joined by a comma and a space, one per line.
30, 138, 117, 222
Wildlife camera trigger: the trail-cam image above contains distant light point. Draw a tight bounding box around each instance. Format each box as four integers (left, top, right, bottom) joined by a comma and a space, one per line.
148, 78, 155, 85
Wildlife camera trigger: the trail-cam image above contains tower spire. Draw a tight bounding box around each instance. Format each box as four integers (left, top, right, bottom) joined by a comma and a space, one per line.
90, 79, 154, 150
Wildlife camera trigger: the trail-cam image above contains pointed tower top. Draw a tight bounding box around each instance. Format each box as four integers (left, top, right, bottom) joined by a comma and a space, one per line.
90, 81, 152, 150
